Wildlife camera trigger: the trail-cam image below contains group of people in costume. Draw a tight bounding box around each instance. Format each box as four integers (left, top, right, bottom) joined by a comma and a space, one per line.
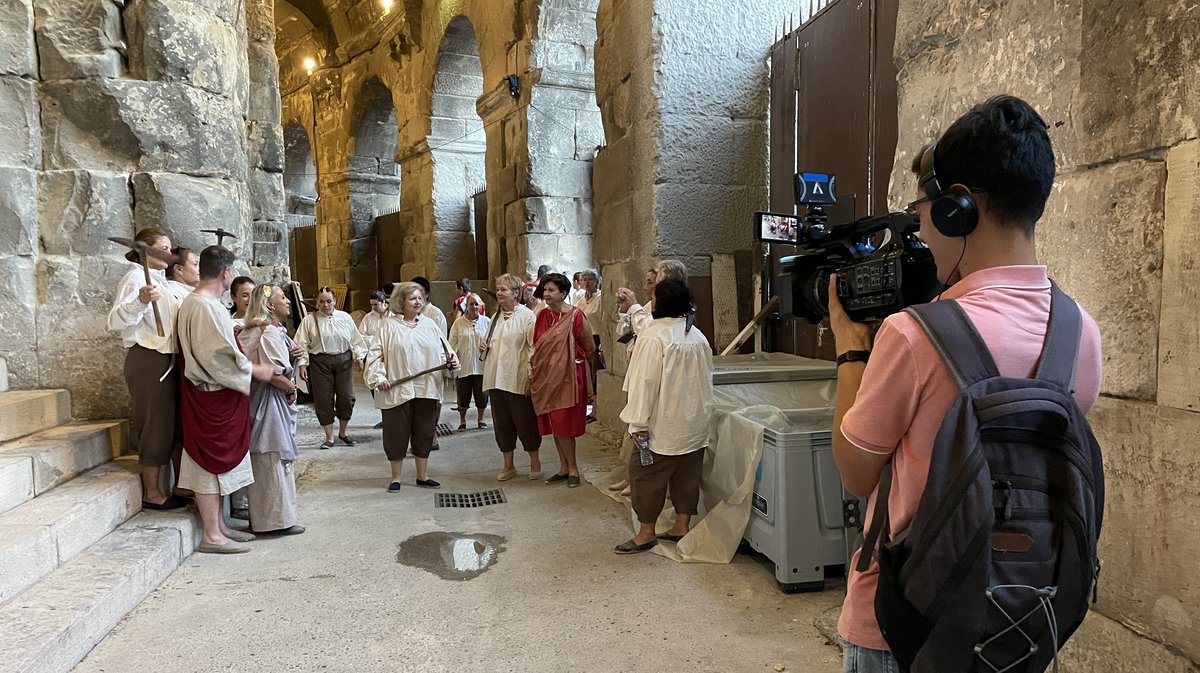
109, 231, 303, 554
110, 227, 715, 556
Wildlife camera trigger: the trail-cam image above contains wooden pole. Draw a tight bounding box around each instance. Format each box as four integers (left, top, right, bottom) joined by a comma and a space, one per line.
720, 296, 780, 357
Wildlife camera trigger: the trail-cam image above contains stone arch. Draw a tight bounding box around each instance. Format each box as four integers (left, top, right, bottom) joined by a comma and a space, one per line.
346, 76, 400, 308
428, 15, 487, 281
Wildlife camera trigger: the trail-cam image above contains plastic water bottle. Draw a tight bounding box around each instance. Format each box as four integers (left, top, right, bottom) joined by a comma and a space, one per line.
635, 434, 654, 466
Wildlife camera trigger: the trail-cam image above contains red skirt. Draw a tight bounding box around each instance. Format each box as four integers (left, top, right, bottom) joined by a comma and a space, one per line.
537, 360, 588, 438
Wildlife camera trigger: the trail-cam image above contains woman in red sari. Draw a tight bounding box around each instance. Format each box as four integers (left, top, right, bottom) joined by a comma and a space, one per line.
529, 273, 596, 488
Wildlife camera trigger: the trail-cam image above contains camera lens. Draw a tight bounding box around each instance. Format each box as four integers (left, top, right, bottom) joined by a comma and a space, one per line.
796, 269, 831, 323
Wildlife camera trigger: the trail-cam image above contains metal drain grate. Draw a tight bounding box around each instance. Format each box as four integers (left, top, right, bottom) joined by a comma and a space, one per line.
435, 490, 507, 508
435, 423, 455, 437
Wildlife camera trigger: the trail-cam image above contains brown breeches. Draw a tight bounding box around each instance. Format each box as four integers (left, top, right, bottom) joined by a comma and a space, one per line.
455, 374, 489, 411
489, 389, 541, 454
309, 351, 355, 426
628, 447, 705, 524
381, 399, 439, 460
123, 345, 179, 468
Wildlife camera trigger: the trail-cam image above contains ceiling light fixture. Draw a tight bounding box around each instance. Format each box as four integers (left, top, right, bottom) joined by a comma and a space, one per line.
303, 57, 316, 76
381, 0, 394, 15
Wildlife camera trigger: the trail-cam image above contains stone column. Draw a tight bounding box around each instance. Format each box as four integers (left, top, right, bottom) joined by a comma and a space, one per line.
522, 68, 600, 277
244, 0, 288, 278
0, 0, 39, 395
396, 138, 435, 280
311, 68, 349, 288
475, 71, 599, 282
476, 80, 526, 278
346, 160, 399, 307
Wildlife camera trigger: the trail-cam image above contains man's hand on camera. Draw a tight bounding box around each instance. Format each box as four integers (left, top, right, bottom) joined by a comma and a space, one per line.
828, 274, 871, 355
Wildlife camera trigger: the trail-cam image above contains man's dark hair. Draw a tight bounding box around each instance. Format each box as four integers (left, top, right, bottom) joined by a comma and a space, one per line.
370, 290, 388, 303
199, 246, 236, 280
533, 272, 571, 299
652, 278, 693, 319
410, 276, 432, 296
536, 264, 552, 279
456, 278, 472, 292
913, 95, 1054, 233
230, 276, 255, 294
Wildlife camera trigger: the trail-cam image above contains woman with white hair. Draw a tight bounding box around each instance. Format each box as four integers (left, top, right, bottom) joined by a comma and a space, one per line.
615, 260, 688, 346
480, 273, 543, 481
237, 284, 304, 535
448, 292, 490, 430
364, 281, 460, 492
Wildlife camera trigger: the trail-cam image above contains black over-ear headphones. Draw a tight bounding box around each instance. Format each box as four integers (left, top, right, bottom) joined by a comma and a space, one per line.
917, 143, 979, 238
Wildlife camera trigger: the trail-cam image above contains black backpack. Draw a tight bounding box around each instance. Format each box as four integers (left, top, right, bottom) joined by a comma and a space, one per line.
856, 283, 1104, 673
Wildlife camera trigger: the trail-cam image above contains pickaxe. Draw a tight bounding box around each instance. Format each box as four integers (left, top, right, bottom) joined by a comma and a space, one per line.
478, 287, 501, 362
109, 237, 177, 337
388, 338, 458, 386
200, 228, 239, 246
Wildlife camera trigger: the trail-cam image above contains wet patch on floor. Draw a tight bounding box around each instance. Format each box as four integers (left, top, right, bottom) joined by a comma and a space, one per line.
396, 532, 506, 580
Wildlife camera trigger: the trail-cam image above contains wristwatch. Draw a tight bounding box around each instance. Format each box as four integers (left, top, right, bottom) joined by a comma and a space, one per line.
836, 350, 871, 367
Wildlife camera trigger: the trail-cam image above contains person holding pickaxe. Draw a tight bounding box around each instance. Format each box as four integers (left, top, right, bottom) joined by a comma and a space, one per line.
106, 228, 189, 511
364, 281, 460, 492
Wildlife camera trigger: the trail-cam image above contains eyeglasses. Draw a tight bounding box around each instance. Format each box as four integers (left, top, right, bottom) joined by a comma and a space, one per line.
904, 195, 934, 216
904, 187, 986, 216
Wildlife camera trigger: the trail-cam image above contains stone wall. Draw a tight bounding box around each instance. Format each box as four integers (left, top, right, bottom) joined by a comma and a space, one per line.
0, 0, 285, 418
591, 0, 804, 427
892, 0, 1200, 666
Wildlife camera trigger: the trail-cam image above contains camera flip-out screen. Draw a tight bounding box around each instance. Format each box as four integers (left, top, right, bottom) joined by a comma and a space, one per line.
755, 212, 802, 245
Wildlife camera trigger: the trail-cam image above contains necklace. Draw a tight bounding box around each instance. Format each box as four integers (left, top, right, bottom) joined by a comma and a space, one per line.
401, 315, 420, 328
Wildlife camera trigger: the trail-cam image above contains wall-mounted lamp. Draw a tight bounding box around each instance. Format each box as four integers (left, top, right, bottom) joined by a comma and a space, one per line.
506, 74, 520, 99
303, 57, 317, 76
380, 0, 394, 16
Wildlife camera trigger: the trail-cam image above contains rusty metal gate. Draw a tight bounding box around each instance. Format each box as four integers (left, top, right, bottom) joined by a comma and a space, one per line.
766, 0, 899, 358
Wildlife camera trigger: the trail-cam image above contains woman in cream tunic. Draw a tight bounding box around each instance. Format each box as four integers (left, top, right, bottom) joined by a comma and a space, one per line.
365, 282, 459, 492
106, 227, 187, 510
448, 292, 490, 431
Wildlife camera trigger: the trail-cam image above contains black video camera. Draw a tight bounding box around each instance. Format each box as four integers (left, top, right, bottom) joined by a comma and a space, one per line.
774, 172, 942, 324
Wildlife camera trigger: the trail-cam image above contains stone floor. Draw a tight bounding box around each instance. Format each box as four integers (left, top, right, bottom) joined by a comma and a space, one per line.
71, 388, 845, 673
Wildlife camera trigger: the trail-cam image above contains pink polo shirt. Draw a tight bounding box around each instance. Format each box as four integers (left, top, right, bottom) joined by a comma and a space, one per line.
837, 265, 1103, 651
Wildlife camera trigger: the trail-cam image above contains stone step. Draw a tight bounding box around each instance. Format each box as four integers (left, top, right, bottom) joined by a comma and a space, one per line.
0, 509, 198, 673
0, 460, 140, 607
0, 390, 71, 445
0, 421, 127, 515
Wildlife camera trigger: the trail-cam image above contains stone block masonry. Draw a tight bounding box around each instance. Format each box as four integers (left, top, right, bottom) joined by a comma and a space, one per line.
893, 0, 1200, 667
0, 0, 287, 419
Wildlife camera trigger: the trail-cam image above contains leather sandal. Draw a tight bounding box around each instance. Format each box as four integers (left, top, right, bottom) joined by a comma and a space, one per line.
613, 538, 657, 554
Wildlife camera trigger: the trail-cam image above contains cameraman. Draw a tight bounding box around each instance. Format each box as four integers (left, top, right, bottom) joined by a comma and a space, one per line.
827, 95, 1104, 671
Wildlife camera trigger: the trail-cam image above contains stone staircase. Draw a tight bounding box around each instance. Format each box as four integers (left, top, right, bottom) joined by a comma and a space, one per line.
0, 390, 200, 673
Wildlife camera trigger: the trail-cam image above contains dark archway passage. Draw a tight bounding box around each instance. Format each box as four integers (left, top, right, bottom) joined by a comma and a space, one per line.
429, 15, 487, 281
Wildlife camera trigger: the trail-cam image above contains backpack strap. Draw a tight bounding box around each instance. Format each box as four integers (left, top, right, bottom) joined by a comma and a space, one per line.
855, 462, 893, 572
905, 300, 1000, 389
1033, 281, 1083, 393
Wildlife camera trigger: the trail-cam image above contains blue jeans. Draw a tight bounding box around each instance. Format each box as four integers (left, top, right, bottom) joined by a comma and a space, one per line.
841, 639, 900, 673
